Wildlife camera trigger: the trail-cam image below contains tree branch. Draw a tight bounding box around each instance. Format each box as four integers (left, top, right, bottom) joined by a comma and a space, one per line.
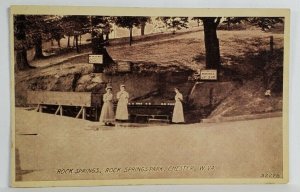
215, 17, 222, 27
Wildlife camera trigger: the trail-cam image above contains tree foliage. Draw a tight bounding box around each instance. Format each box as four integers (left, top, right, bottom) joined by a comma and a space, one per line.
198, 17, 284, 69
61, 15, 90, 52
136, 17, 151, 36
191, 17, 202, 27
13, 14, 284, 72
247, 17, 284, 31
14, 15, 63, 70
115, 16, 149, 45
157, 17, 189, 34
14, 15, 32, 70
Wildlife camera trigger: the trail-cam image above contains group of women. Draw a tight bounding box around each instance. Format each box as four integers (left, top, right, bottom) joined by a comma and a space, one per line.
99, 85, 185, 126
99, 84, 129, 125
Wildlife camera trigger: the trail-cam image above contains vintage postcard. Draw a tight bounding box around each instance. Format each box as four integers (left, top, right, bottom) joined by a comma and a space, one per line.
10, 6, 289, 187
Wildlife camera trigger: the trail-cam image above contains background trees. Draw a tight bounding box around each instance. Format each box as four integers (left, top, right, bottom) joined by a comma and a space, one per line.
14, 15, 31, 70
115, 16, 151, 45
115, 17, 140, 46
90, 16, 115, 72
61, 16, 90, 53
199, 17, 283, 69
14, 14, 284, 72
156, 17, 189, 34
137, 17, 151, 36
14, 15, 62, 70
192, 17, 202, 27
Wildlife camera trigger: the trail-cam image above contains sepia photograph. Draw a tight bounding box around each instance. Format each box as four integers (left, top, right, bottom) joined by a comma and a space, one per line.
10, 6, 289, 187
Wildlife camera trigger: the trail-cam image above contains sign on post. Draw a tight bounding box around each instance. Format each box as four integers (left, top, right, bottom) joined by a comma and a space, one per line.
89, 54, 103, 64
200, 69, 218, 80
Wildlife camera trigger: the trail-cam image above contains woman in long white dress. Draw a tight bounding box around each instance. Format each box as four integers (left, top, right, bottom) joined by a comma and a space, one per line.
116, 85, 129, 121
172, 88, 185, 123
99, 86, 115, 126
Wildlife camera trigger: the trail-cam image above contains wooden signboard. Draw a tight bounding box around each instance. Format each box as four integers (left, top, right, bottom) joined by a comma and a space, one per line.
27, 91, 101, 107
89, 54, 103, 64
200, 69, 218, 80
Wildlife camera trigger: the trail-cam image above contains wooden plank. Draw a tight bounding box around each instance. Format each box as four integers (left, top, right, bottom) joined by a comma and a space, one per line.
54, 105, 61, 115
27, 91, 93, 107
82, 107, 86, 120
39, 105, 43, 113
35, 104, 40, 112
75, 107, 83, 119
59, 105, 63, 116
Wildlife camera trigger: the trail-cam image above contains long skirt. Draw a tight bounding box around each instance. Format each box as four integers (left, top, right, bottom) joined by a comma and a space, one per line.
172, 101, 184, 123
99, 102, 115, 123
116, 101, 129, 120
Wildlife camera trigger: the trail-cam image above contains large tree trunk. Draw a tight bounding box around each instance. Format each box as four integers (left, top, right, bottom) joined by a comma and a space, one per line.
141, 22, 146, 36
16, 47, 32, 71
202, 18, 221, 69
14, 15, 33, 70
92, 32, 104, 73
34, 33, 44, 59
129, 27, 133, 46
91, 32, 114, 73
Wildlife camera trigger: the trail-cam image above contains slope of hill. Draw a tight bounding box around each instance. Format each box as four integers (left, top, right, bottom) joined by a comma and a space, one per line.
15, 28, 284, 121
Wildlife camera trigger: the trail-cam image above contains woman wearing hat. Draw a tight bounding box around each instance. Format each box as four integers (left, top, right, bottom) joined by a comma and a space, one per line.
99, 86, 115, 126
172, 88, 185, 123
116, 84, 129, 121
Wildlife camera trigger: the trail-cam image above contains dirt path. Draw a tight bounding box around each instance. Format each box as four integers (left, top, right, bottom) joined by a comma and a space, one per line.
30, 51, 91, 68
15, 108, 283, 181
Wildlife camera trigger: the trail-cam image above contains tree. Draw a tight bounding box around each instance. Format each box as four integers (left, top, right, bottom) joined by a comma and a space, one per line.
221, 17, 245, 30
115, 17, 141, 46
192, 17, 202, 27
25, 15, 48, 59
14, 15, 62, 70
199, 17, 284, 69
157, 17, 189, 34
137, 17, 151, 36
201, 17, 222, 69
248, 17, 284, 31
91, 16, 113, 45
61, 15, 90, 53
14, 15, 33, 70
24, 15, 62, 59
103, 22, 112, 42
49, 23, 64, 47
91, 16, 115, 73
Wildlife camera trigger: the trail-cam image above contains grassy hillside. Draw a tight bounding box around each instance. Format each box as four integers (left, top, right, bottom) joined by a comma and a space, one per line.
15, 27, 284, 119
